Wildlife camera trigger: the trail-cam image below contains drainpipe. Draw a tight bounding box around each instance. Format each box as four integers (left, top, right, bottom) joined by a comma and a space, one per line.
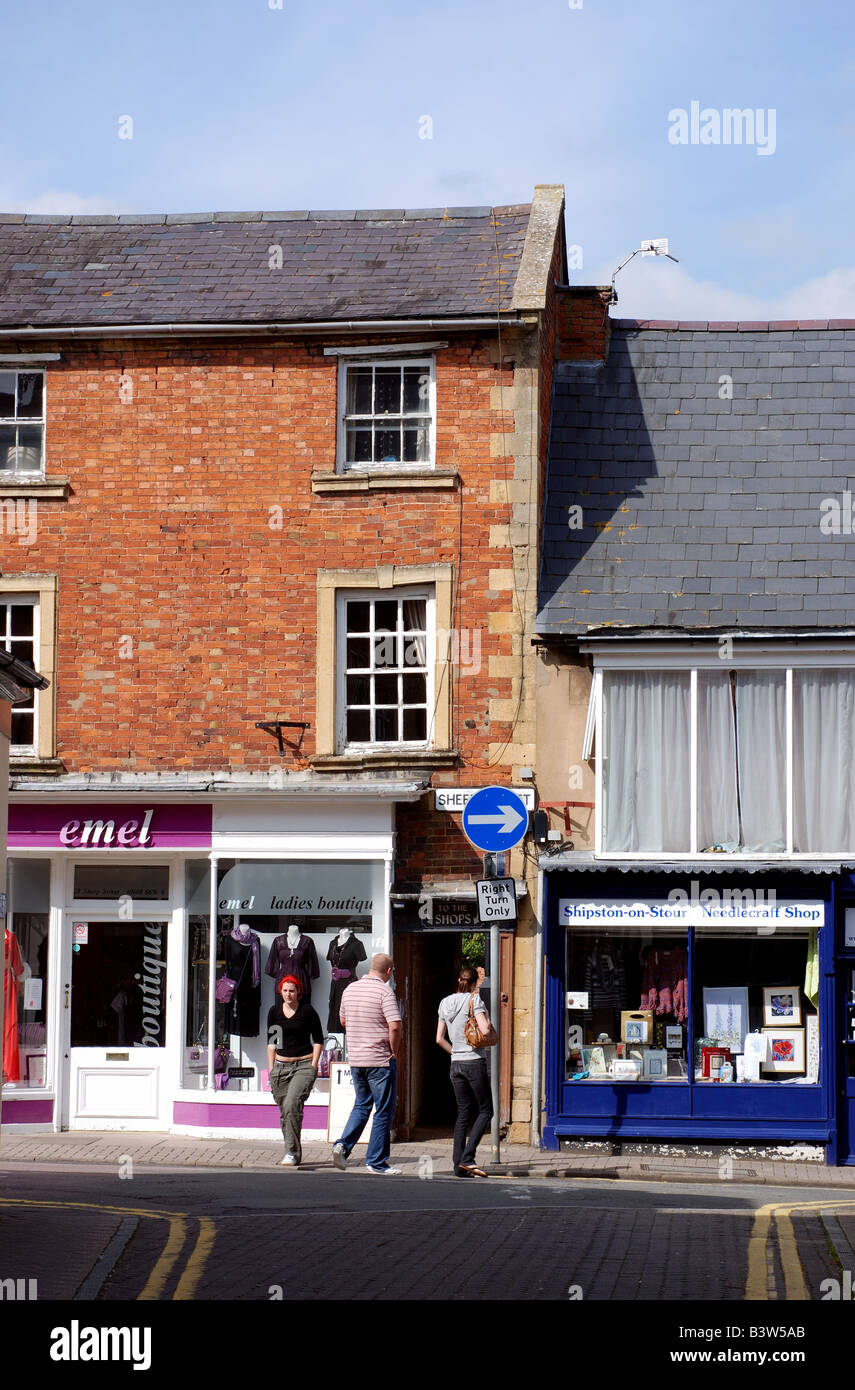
530, 865, 545, 1148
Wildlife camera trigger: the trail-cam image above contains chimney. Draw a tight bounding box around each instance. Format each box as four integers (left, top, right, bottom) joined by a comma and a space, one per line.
555, 285, 612, 362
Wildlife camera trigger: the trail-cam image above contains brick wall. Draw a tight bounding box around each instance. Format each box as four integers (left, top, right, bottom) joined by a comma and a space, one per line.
555, 285, 612, 362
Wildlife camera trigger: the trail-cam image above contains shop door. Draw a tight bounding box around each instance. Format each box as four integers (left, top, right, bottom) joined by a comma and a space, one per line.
63, 918, 170, 1131
837, 963, 855, 1165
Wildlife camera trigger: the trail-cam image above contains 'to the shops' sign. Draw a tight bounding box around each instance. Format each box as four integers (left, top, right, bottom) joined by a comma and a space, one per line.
7, 803, 213, 850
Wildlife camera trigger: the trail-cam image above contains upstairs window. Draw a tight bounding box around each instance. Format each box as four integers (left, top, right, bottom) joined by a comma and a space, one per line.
337, 589, 433, 749
0, 371, 44, 475
338, 359, 434, 471
0, 597, 38, 752
590, 644, 855, 856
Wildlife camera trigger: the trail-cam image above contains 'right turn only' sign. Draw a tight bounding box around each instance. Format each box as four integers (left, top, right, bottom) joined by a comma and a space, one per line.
475, 878, 517, 924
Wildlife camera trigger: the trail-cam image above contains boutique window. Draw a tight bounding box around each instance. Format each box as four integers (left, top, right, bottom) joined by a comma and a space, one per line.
593, 648, 855, 854
4, 860, 50, 1088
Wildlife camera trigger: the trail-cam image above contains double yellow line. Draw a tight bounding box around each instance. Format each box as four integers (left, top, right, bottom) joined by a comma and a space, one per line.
0, 1197, 215, 1300
745, 1198, 855, 1300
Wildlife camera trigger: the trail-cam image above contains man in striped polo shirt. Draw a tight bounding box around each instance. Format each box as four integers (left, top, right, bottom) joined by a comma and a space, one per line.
331, 953, 402, 1175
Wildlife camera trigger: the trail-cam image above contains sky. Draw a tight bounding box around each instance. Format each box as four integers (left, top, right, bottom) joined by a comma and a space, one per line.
3, 0, 854, 319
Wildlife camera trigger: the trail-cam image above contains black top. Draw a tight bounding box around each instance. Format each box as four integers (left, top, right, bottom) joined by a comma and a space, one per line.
267, 1001, 324, 1059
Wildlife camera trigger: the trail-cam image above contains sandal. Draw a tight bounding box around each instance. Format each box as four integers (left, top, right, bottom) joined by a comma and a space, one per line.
458, 1164, 488, 1178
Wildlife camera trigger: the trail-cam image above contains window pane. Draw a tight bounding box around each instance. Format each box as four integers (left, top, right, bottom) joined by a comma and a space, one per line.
735, 673, 785, 853
345, 426, 373, 463
375, 427, 401, 462
9, 605, 33, 636
11, 711, 34, 744
375, 707, 398, 741
374, 368, 401, 415
9, 639, 34, 665
0, 424, 15, 469
402, 427, 429, 462
346, 674, 370, 704
698, 672, 739, 851
346, 708, 370, 741
15, 425, 42, 469
0, 373, 14, 417
402, 707, 427, 741
346, 636, 371, 669
372, 634, 397, 668
71, 921, 169, 1047
403, 367, 427, 413
603, 672, 691, 852
346, 600, 370, 632
346, 368, 373, 416
17, 373, 43, 418
6, 860, 50, 1088
402, 672, 426, 702
374, 600, 398, 632
374, 673, 399, 704
793, 670, 855, 851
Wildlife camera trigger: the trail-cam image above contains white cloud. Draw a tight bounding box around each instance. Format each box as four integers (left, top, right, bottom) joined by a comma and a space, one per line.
595, 258, 855, 321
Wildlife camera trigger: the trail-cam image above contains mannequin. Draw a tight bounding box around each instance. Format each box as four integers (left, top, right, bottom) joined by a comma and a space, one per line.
326, 922, 366, 1031
224, 922, 261, 1037
265, 925, 319, 999
3, 926, 25, 1084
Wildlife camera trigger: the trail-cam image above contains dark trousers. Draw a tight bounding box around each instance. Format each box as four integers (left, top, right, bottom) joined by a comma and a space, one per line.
450, 1058, 493, 1170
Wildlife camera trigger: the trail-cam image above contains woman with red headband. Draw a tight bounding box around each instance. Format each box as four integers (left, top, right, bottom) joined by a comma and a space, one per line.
267, 974, 324, 1167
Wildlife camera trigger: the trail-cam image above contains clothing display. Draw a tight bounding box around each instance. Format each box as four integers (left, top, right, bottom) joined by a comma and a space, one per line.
3, 928, 25, 1083
582, 946, 627, 1021
640, 945, 688, 1022
327, 934, 367, 1030
266, 1000, 324, 1059
264, 934, 319, 997
224, 928, 261, 1037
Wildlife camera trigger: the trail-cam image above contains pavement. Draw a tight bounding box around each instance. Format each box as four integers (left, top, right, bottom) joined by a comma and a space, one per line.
2, 1127, 855, 1186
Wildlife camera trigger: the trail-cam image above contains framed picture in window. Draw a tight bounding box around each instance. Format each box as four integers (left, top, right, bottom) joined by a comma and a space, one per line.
702, 987, 749, 1055
761, 1028, 805, 1074
762, 987, 802, 1028
643, 1049, 668, 1080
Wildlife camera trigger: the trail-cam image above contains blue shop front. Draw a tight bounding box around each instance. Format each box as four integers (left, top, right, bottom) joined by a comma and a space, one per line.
541, 861, 855, 1165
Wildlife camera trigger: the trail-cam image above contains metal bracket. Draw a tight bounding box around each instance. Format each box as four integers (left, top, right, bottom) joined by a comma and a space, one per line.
255, 721, 309, 755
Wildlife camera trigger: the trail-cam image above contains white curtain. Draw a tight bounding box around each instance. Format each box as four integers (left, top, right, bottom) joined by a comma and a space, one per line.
794, 671, 855, 851
697, 673, 739, 851
735, 672, 786, 852
603, 671, 691, 851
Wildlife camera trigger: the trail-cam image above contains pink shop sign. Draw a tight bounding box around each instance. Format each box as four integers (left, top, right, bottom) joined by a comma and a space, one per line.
8, 803, 213, 850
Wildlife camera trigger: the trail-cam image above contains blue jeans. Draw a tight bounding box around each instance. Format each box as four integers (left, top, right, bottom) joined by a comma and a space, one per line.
337, 1060, 397, 1168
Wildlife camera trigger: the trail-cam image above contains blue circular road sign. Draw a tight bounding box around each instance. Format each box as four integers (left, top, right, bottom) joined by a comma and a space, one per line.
461, 785, 529, 853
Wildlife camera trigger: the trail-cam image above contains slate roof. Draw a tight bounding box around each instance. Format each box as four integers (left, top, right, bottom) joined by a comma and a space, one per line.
538, 321, 855, 634
0, 206, 531, 328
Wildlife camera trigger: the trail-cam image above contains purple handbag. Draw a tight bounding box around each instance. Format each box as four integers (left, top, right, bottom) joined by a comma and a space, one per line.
215, 975, 237, 1004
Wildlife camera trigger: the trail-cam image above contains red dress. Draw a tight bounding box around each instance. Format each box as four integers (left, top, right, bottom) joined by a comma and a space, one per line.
3, 928, 25, 1083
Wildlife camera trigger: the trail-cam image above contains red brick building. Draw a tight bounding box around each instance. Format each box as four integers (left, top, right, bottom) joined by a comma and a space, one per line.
0, 187, 566, 1142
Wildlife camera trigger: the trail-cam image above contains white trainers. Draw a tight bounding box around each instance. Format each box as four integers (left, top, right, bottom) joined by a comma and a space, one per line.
279, 1154, 298, 1167
365, 1164, 402, 1175
332, 1142, 348, 1171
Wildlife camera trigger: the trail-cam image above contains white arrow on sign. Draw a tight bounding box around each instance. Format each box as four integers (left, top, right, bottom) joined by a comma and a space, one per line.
467, 805, 525, 836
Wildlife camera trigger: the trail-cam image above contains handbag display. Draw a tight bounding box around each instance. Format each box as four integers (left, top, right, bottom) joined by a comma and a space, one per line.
317, 1036, 343, 1079
463, 994, 498, 1050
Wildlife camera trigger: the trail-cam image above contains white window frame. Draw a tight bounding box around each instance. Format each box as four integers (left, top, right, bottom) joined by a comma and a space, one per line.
336, 357, 436, 473
0, 368, 45, 478
0, 593, 39, 756
335, 585, 436, 752
583, 637, 855, 860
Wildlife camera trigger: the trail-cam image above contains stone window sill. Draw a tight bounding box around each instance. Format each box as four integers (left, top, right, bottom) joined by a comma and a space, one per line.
9, 757, 65, 777
311, 750, 460, 772
0, 478, 70, 499
311, 470, 459, 494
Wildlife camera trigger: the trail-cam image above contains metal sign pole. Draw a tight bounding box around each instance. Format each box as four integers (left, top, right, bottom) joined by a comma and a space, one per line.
490, 922, 500, 1164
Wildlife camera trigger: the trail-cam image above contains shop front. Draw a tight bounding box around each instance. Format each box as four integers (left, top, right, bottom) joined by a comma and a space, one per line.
1, 790, 407, 1139
540, 862, 855, 1164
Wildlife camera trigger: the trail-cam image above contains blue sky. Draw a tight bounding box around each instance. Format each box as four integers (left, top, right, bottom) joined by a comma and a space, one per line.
3, 0, 854, 318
